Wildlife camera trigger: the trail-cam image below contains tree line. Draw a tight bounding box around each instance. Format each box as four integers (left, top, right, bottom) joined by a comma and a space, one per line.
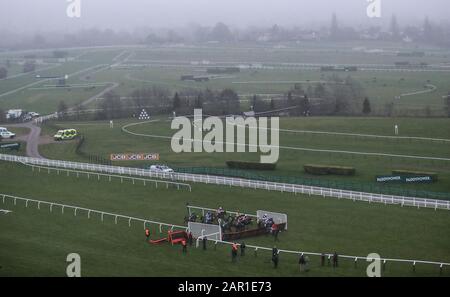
52, 72, 450, 121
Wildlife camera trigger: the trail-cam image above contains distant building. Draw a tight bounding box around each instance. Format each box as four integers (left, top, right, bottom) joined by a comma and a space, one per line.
6, 109, 24, 120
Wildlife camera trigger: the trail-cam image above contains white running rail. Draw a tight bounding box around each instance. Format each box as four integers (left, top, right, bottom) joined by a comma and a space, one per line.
1, 154, 449, 211
205, 238, 450, 272
22, 162, 192, 191
1, 193, 187, 232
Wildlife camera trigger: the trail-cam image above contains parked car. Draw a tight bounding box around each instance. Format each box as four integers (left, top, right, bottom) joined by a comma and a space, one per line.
0, 127, 16, 139
149, 165, 174, 173
22, 114, 33, 122
28, 112, 40, 118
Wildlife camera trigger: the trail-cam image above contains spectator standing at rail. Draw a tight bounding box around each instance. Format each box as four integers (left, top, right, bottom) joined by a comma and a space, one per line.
188, 232, 193, 247
240, 242, 246, 257
182, 240, 187, 254
333, 252, 339, 268
231, 243, 238, 262
299, 254, 306, 272
202, 237, 207, 250
272, 247, 279, 269
145, 228, 150, 242
304, 256, 310, 272
271, 223, 279, 241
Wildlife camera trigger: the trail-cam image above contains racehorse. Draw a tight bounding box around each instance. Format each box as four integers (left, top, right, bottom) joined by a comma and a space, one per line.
234, 215, 253, 231
220, 215, 235, 232
184, 213, 198, 224
201, 211, 216, 224
258, 217, 275, 232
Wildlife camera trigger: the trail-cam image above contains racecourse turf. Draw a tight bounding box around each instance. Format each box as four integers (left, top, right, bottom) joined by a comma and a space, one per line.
0, 161, 449, 276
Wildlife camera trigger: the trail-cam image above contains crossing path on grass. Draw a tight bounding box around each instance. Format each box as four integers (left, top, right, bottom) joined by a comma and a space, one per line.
228, 120, 450, 143
0, 64, 109, 99
0, 63, 61, 82
399, 84, 437, 98
3, 121, 44, 159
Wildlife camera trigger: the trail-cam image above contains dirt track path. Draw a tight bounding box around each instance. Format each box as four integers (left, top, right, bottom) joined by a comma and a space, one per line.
5, 122, 44, 159
3, 80, 118, 159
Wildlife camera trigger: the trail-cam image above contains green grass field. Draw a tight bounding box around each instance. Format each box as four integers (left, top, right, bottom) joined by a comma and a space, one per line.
39, 117, 450, 193
1, 43, 449, 277
0, 161, 449, 276
1, 44, 449, 115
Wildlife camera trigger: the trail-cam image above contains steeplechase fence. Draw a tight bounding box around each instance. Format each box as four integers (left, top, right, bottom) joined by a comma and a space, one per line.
2, 193, 448, 275
186, 204, 288, 229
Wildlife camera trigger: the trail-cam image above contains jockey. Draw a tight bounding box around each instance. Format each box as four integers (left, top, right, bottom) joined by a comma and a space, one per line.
216, 206, 225, 217
205, 211, 213, 223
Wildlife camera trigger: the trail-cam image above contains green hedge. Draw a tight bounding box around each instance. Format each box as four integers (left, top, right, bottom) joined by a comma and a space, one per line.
75, 136, 111, 166
226, 161, 276, 170
392, 170, 438, 181
304, 164, 356, 176
303, 164, 329, 175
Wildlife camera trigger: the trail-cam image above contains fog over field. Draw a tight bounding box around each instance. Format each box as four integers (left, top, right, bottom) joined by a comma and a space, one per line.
0, 0, 449, 32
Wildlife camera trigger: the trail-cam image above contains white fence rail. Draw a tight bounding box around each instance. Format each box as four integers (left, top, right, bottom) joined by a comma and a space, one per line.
1, 154, 449, 211
1, 193, 187, 232
203, 238, 450, 273
3, 193, 449, 273
23, 162, 192, 191
34, 113, 58, 124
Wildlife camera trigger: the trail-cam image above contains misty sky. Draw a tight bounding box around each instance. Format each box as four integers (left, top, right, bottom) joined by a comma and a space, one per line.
1, 0, 449, 33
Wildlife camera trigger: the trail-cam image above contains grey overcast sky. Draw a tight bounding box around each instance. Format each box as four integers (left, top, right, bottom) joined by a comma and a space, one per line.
0, 0, 449, 32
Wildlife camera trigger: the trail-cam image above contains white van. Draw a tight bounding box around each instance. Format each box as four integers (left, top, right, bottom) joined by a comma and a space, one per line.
0, 127, 16, 139
149, 165, 174, 173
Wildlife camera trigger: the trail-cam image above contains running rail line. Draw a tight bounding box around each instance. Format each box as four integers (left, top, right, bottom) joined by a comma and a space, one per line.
1, 193, 187, 232
122, 121, 450, 161
21, 162, 192, 191
2, 193, 447, 273
1, 154, 449, 210
201, 238, 450, 272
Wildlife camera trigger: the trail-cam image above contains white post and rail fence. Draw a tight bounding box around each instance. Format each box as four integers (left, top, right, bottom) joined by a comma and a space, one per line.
1, 153, 449, 210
